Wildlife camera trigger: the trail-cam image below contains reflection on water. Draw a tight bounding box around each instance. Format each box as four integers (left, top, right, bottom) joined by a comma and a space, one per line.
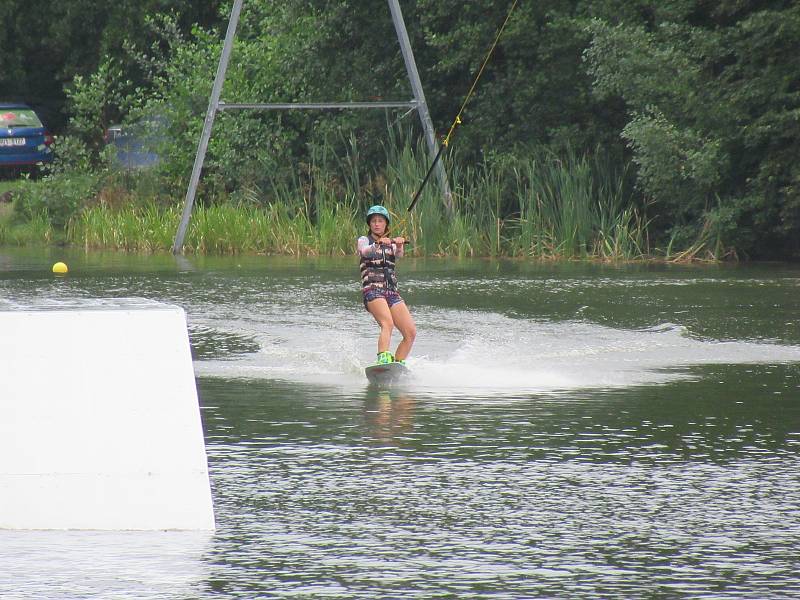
2, 249, 800, 597
363, 388, 417, 445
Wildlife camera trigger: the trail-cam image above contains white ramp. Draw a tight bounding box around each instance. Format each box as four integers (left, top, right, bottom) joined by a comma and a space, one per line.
0, 299, 215, 530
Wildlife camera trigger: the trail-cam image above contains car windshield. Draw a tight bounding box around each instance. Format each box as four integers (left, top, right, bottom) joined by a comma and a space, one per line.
0, 109, 43, 128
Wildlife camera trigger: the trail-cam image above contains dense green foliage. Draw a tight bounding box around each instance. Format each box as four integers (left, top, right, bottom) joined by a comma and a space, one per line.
585, 2, 800, 258
2, 0, 798, 258
0, 1, 223, 131
60, 138, 645, 259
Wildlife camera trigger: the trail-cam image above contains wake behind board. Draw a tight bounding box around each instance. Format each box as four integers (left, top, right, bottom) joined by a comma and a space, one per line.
365, 362, 410, 385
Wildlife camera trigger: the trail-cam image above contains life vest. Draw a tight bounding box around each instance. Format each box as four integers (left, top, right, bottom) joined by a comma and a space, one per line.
359, 234, 398, 291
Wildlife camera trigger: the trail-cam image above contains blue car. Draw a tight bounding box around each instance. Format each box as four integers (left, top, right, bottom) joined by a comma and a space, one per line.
0, 103, 54, 172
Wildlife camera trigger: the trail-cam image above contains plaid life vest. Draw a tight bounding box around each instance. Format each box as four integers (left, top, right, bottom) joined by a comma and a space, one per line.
359, 234, 398, 291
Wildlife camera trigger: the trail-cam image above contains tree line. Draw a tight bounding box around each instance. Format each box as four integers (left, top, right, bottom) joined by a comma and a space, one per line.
2, 0, 798, 259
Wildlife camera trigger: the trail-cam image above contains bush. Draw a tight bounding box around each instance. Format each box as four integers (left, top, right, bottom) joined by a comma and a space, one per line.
45, 135, 96, 175
14, 171, 102, 229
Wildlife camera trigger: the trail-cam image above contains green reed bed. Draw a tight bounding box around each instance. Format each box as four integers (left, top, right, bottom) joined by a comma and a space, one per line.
381, 138, 491, 258
0, 212, 53, 246
0, 179, 54, 246
64, 136, 649, 259
69, 202, 178, 252
503, 149, 648, 259
68, 201, 361, 255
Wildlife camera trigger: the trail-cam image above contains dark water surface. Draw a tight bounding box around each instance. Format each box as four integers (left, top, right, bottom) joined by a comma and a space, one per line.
1, 248, 799, 598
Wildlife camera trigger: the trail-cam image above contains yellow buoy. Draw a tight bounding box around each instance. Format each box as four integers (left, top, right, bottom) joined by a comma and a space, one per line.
52, 262, 68, 274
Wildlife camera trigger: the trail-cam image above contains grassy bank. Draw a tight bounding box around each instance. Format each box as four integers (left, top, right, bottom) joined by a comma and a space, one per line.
63, 147, 649, 258
67, 202, 361, 255
2, 139, 718, 260
0, 179, 55, 246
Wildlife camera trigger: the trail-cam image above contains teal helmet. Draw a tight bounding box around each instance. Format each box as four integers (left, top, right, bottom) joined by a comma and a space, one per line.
366, 205, 390, 225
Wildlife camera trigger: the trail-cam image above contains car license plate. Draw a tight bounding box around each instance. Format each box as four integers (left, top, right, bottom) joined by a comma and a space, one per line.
0, 138, 26, 147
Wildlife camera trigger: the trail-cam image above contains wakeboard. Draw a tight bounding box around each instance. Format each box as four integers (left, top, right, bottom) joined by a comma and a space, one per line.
365, 362, 410, 385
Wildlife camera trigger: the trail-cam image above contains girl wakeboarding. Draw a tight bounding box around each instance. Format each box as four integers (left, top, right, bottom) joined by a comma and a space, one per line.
357, 205, 416, 365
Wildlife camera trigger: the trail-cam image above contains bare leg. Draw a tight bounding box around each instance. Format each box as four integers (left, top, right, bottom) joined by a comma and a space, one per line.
366, 298, 394, 354
389, 301, 416, 360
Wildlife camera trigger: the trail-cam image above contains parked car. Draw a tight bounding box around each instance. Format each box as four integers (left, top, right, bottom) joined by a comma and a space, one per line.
0, 103, 54, 174
104, 116, 164, 169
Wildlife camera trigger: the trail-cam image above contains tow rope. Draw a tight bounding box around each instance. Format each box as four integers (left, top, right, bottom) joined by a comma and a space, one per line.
407, 0, 520, 212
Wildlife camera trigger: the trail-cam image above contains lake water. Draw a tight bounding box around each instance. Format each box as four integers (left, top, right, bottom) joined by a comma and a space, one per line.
1, 248, 799, 598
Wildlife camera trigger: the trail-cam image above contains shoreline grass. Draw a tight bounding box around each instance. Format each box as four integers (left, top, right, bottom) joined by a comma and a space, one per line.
62, 196, 652, 260
3, 135, 726, 261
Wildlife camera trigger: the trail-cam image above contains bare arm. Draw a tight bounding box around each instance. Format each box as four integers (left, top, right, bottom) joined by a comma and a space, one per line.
357, 236, 380, 257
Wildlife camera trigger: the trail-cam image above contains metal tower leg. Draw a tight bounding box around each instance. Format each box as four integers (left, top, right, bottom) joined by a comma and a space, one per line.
172, 0, 244, 253
387, 0, 453, 213
173, 0, 451, 252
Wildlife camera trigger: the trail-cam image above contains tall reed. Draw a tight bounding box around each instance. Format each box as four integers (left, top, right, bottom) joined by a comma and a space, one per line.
0, 212, 53, 246
65, 133, 649, 259
505, 148, 647, 259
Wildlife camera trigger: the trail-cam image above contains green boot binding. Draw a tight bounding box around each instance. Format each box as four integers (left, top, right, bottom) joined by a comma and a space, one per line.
376, 351, 394, 365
